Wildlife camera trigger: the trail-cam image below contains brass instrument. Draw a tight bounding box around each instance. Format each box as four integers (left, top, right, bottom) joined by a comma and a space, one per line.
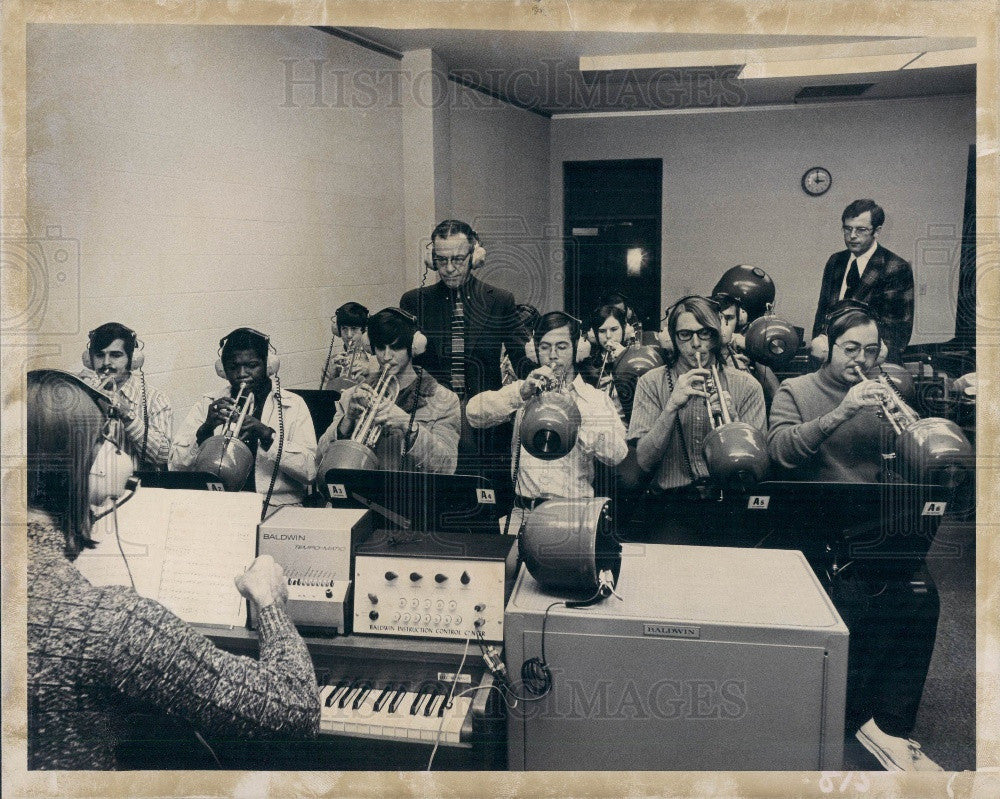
743, 309, 801, 370
519, 371, 582, 461
851, 364, 972, 487
698, 353, 769, 483
318, 363, 400, 476
193, 380, 256, 491
325, 337, 368, 392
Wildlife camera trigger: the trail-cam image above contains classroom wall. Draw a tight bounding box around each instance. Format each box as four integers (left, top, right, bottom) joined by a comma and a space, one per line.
26, 24, 406, 422
550, 93, 975, 343
447, 82, 552, 311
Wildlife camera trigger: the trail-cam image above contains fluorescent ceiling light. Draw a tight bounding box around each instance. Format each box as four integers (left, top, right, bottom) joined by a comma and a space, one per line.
740, 53, 914, 79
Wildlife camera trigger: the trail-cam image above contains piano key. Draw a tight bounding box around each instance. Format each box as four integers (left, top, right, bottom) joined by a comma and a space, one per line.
372, 685, 393, 713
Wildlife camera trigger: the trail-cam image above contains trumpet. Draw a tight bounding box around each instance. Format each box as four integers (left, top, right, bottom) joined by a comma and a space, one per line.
193, 380, 256, 491
317, 363, 400, 476
851, 364, 973, 487
519, 368, 581, 461
697, 352, 769, 483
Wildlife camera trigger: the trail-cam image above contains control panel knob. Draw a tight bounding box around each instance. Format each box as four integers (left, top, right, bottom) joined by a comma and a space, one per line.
385, 571, 398, 581
460, 571, 471, 585
369, 611, 379, 621
368, 593, 378, 605
410, 572, 422, 582
325, 588, 333, 598
435, 573, 447, 583
474, 603, 486, 612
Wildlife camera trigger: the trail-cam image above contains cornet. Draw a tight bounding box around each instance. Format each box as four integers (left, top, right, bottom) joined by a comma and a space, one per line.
697, 353, 769, 483
317, 363, 400, 476
193, 380, 256, 491
851, 364, 972, 487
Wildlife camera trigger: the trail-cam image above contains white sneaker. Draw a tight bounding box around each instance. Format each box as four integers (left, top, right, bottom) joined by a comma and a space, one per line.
855, 719, 944, 772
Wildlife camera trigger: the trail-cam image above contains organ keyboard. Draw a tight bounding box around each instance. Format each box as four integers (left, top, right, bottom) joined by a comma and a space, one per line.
204, 625, 506, 770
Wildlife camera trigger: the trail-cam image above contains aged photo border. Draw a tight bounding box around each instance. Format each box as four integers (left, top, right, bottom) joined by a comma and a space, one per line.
2, 0, 998, 796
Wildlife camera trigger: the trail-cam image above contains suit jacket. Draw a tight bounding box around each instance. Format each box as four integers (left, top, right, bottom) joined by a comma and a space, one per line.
400, 274, 530, 398
811, 244, 914, 361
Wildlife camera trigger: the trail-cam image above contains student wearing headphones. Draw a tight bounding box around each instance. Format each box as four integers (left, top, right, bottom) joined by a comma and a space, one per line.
467, 310, 627, 521
317, 307, 460, 474
400, 220, 531, 508
767, 300, 942, 772
320, 301, 378, 390
170, 328, 317, 506
80, 322, 172, 469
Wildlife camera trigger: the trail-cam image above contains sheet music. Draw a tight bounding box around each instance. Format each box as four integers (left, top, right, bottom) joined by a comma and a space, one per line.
77, 487, 261, 627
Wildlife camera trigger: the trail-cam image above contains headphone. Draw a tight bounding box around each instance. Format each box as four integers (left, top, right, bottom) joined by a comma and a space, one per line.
711, 292, 749, 328
824, 298, 882, 330
524, 311, 591, 363
423, 225, 488, 272
368, 307, 427, 357
82, 324, 145, 371
585, 303, 636, 348
215, 328, 280, 379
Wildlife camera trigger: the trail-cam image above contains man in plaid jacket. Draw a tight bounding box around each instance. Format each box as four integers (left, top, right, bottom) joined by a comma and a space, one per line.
811, 199, 914, 364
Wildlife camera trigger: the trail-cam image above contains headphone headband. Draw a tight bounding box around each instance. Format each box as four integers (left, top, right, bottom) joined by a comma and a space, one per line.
824, 299, 881, 328
661, 294, 720, 323
219, 327, 271, 353
88, 322, 138, 347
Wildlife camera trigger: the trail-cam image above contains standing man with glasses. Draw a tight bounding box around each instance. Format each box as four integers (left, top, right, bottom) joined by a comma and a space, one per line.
400, 220, 530, 513
768, 302, 943, 772
811, 199, 914, 364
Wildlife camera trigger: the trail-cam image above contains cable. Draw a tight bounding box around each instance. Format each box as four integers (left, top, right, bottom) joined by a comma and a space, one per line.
426, 635, 471, 771
138, 370, 150, 469
319, 334, 338, 389
193, 730, 223, 768
260, 375, 285, 522
502, 417, 524, 537
111, 491, 136, 591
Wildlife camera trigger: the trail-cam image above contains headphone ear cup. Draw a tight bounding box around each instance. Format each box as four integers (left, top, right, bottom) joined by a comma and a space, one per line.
471, 242, 486, 269
130, 349, 145, 371
215, 359, 227, 379
585, 330, 597, 346
738, 308, 749, 328
82, 349, 94, 371
576, 337, 591, 362
412, 330, 427, 357
331, 318, 339, 336
624, 323, 636, 342
424, 242, 436, 271
267, 354, 280, 376
525, 338, 538, 364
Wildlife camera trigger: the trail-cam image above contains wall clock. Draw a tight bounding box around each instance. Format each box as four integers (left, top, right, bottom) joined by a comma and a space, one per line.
802, 166, 832, 196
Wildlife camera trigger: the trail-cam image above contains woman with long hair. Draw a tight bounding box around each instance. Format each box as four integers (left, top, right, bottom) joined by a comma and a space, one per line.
26, 369, 319, 769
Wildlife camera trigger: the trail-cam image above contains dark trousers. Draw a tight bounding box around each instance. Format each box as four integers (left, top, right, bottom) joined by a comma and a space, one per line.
828, 568, 939, 738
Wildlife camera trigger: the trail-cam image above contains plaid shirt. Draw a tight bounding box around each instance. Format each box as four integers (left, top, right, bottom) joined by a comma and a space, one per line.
80, 371, 172, 469
811, 244, 914, 360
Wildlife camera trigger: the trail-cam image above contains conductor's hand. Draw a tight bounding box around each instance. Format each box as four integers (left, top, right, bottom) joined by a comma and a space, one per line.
666, 368, 709, 413
236, 554, 288, 610
520, 366, 557, 401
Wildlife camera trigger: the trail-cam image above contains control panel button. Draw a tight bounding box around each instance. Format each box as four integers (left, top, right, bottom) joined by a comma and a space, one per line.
460, 571, 471, 585
385, 571, 398, 581
410, 572, 422, 582
435, 573, 447, 583
369, 611, 379, 621
368, 593, 378, 605
474, 603, 485, 612
325, 588, 333, 598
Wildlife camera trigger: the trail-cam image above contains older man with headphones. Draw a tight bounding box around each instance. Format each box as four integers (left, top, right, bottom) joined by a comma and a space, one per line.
170, 328, 317, 508
400, 220, 531, 510
81, 322, 172, 469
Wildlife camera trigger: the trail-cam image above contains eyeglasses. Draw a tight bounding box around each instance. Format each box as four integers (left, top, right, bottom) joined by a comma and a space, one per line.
675, 328, 715, 342
537, 341, 573, 354
432, 252, 471, 269
834, 342, 881, 360
842, 226, 874, 236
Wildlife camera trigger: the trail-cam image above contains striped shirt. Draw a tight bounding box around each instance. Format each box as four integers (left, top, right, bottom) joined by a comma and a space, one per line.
81, 371, 172, 469
628, 363, 766, 490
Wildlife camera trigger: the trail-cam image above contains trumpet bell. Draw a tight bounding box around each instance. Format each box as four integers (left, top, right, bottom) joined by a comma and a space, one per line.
712, 265, 775, 322
193, 434, 255, 491
520, 391, 582, 461
702, 422, 769, 483
743, 315, 801, 369
895, 417, 973, 489
317, 438, 380, 477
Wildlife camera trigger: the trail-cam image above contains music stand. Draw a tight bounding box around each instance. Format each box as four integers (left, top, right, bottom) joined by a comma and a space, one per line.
134, 471, 226, 491
293, 389, 342, 439
321, 468, 500, 534
738, 480, 955, 578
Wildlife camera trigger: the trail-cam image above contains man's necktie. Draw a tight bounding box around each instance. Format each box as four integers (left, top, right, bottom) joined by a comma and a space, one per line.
845, 256, 861, 296
451, 293, 466, 396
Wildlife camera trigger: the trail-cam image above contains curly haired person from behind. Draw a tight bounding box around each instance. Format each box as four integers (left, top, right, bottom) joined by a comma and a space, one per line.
26, 370, 319, 769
